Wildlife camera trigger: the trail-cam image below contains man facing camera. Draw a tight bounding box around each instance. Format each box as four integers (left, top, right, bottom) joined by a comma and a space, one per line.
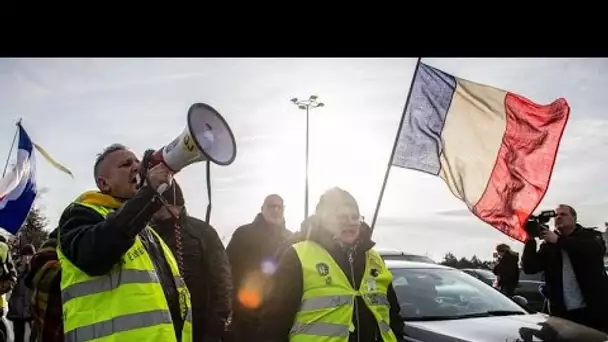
57, 143, 193, 342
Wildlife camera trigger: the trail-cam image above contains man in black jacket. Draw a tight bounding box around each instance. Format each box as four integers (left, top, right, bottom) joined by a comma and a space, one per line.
257, 188, 404, 342
522, 204, 608, 333
226, 194, 293, 340
58, 143, 188, 340
150, 181, 232, 342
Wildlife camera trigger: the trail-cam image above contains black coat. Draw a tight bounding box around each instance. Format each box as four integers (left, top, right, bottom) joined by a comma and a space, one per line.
493, 251, 519, 295
151, 212, 232, 342
522, 225, 608, 320
256, 219, 405, 342
226, 213, 293, 338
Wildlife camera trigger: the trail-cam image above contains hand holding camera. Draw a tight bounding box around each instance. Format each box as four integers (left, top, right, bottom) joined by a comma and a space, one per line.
524, 210, 559, 243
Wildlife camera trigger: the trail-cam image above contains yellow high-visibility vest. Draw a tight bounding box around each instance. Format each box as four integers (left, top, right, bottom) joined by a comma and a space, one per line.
290, 240, 398, 342
57, 201, 193, 342
0, 242, 9, 309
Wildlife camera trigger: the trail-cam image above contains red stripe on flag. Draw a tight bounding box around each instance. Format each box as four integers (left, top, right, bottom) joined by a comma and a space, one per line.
472, 93, 570, 242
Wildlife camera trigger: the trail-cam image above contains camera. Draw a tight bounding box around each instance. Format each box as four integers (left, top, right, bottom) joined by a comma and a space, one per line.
524, 210, 556, 238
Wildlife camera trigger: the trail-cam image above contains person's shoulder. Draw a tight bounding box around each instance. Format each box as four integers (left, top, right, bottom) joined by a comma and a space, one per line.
577, 226, 603, 238
58, 202, 105, 232
232, 221, 257, 236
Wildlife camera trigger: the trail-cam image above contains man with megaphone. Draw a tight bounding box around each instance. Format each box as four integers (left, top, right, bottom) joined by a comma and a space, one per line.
56, 143, 193, 342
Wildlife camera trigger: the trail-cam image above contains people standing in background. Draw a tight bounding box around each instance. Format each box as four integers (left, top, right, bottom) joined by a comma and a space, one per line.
492, 243, 520, 297
0, 235, 16, 342
150, 181, 232, 342
25, 231, 63, 342
8, 244, 36, 342
257, 187, 404, 342
226, 194, 293, 340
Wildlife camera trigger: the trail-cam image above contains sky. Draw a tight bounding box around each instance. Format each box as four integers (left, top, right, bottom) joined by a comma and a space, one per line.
0, 58, 606, 261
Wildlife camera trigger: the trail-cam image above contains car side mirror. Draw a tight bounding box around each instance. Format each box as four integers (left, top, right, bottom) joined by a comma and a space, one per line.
512, 295, 528, 307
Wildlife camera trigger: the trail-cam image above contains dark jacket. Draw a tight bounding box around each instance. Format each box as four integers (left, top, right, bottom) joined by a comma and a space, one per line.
256, 218, 405, 342
7, 258, 33, 321
226, 213, 293, 338
25, 231, 63, 342
151, 211, 232, 342
492, 251, 519, 296
58, 186, 184, 338
522, 225, 608, 318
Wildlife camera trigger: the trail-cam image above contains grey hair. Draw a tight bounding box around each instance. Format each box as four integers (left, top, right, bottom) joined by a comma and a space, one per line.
94, 143, 128, 189
315, 187, 359, 217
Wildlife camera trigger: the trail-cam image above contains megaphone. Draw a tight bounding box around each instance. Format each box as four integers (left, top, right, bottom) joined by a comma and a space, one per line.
150, 103, 237, 172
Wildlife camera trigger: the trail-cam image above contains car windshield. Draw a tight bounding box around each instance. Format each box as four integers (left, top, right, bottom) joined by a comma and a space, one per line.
391, 267, 527, 321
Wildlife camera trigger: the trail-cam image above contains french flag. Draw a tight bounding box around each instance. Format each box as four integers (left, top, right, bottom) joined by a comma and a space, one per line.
391, 62, 570, 242
0, 123, 37, 235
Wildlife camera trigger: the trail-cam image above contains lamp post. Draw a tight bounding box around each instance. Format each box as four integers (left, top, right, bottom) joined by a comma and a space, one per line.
290, 95, 325, 220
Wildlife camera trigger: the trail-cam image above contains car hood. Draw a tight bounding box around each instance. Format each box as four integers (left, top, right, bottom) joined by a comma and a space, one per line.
404, 313, 608, 342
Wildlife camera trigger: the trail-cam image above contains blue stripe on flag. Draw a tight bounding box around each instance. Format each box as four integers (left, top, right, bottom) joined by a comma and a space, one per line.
391, 63, 457, 175
0, 124, 37, 234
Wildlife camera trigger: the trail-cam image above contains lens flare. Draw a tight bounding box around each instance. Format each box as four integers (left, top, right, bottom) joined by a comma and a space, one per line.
238, 288, 261, 309
261, 259, 277, 275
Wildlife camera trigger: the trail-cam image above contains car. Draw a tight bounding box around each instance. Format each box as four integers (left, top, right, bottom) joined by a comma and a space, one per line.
516, 271, 545, 313
460, 268, 496, 286
376, 248, 436, 264
387, 260, 608, 341
461, 267, 546, 313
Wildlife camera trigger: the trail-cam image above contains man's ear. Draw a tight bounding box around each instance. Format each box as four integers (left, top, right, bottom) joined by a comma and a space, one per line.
97, 177, 109, 193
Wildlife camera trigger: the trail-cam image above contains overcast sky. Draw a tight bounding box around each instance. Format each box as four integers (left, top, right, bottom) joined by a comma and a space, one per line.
0, 58, 606, 260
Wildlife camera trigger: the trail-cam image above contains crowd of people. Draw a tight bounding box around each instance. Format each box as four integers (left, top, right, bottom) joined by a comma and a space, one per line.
0, 142, 606, 341
0, 143, 404, 342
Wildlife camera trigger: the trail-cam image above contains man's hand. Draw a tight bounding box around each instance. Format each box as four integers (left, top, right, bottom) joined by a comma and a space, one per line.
147, 163, 173, 193
540, 229, 559, 244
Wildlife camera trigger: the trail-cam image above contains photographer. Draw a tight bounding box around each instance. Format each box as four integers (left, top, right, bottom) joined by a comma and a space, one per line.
522, 204, 608, 333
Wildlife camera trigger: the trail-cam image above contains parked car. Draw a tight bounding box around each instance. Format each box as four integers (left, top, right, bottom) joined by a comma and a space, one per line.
387, 260, 608, 341
516, 271, 545, 313
376, 248, 436, 264
461, 268, 545, 313
460, 268, 496, 286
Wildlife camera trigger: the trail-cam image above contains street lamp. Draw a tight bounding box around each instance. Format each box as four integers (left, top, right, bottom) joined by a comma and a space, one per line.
290, 95, 325, 220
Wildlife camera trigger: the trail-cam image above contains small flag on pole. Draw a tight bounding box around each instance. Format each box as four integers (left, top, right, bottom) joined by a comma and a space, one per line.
391, 62, 570, 242
0, 123, 37, 234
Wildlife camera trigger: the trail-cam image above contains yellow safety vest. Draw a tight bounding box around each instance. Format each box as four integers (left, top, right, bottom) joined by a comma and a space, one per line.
0, 242, 9, 309
57, 202, 193, 342
290, 241, 398, 342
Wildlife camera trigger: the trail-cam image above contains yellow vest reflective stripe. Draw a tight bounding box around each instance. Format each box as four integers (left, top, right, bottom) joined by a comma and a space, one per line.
58, 201, 193, 342
290, 241, 397, 342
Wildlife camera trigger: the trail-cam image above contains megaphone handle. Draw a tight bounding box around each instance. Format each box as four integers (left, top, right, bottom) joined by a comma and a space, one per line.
205, 160, 212, 224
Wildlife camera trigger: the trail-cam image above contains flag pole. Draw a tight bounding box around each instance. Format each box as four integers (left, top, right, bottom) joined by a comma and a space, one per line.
370, 58, 422, 231
2, 118, 22, 177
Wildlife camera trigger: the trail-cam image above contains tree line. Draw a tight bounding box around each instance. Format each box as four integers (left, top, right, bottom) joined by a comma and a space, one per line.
439, 252, 494, 270
5, 206, 49, 258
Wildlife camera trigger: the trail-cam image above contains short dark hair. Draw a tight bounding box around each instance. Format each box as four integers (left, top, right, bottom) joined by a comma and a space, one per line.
496, 243, 511, 253
558, 204, 577, 221
0, 235, 7, 243
94, 144, 128, 189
